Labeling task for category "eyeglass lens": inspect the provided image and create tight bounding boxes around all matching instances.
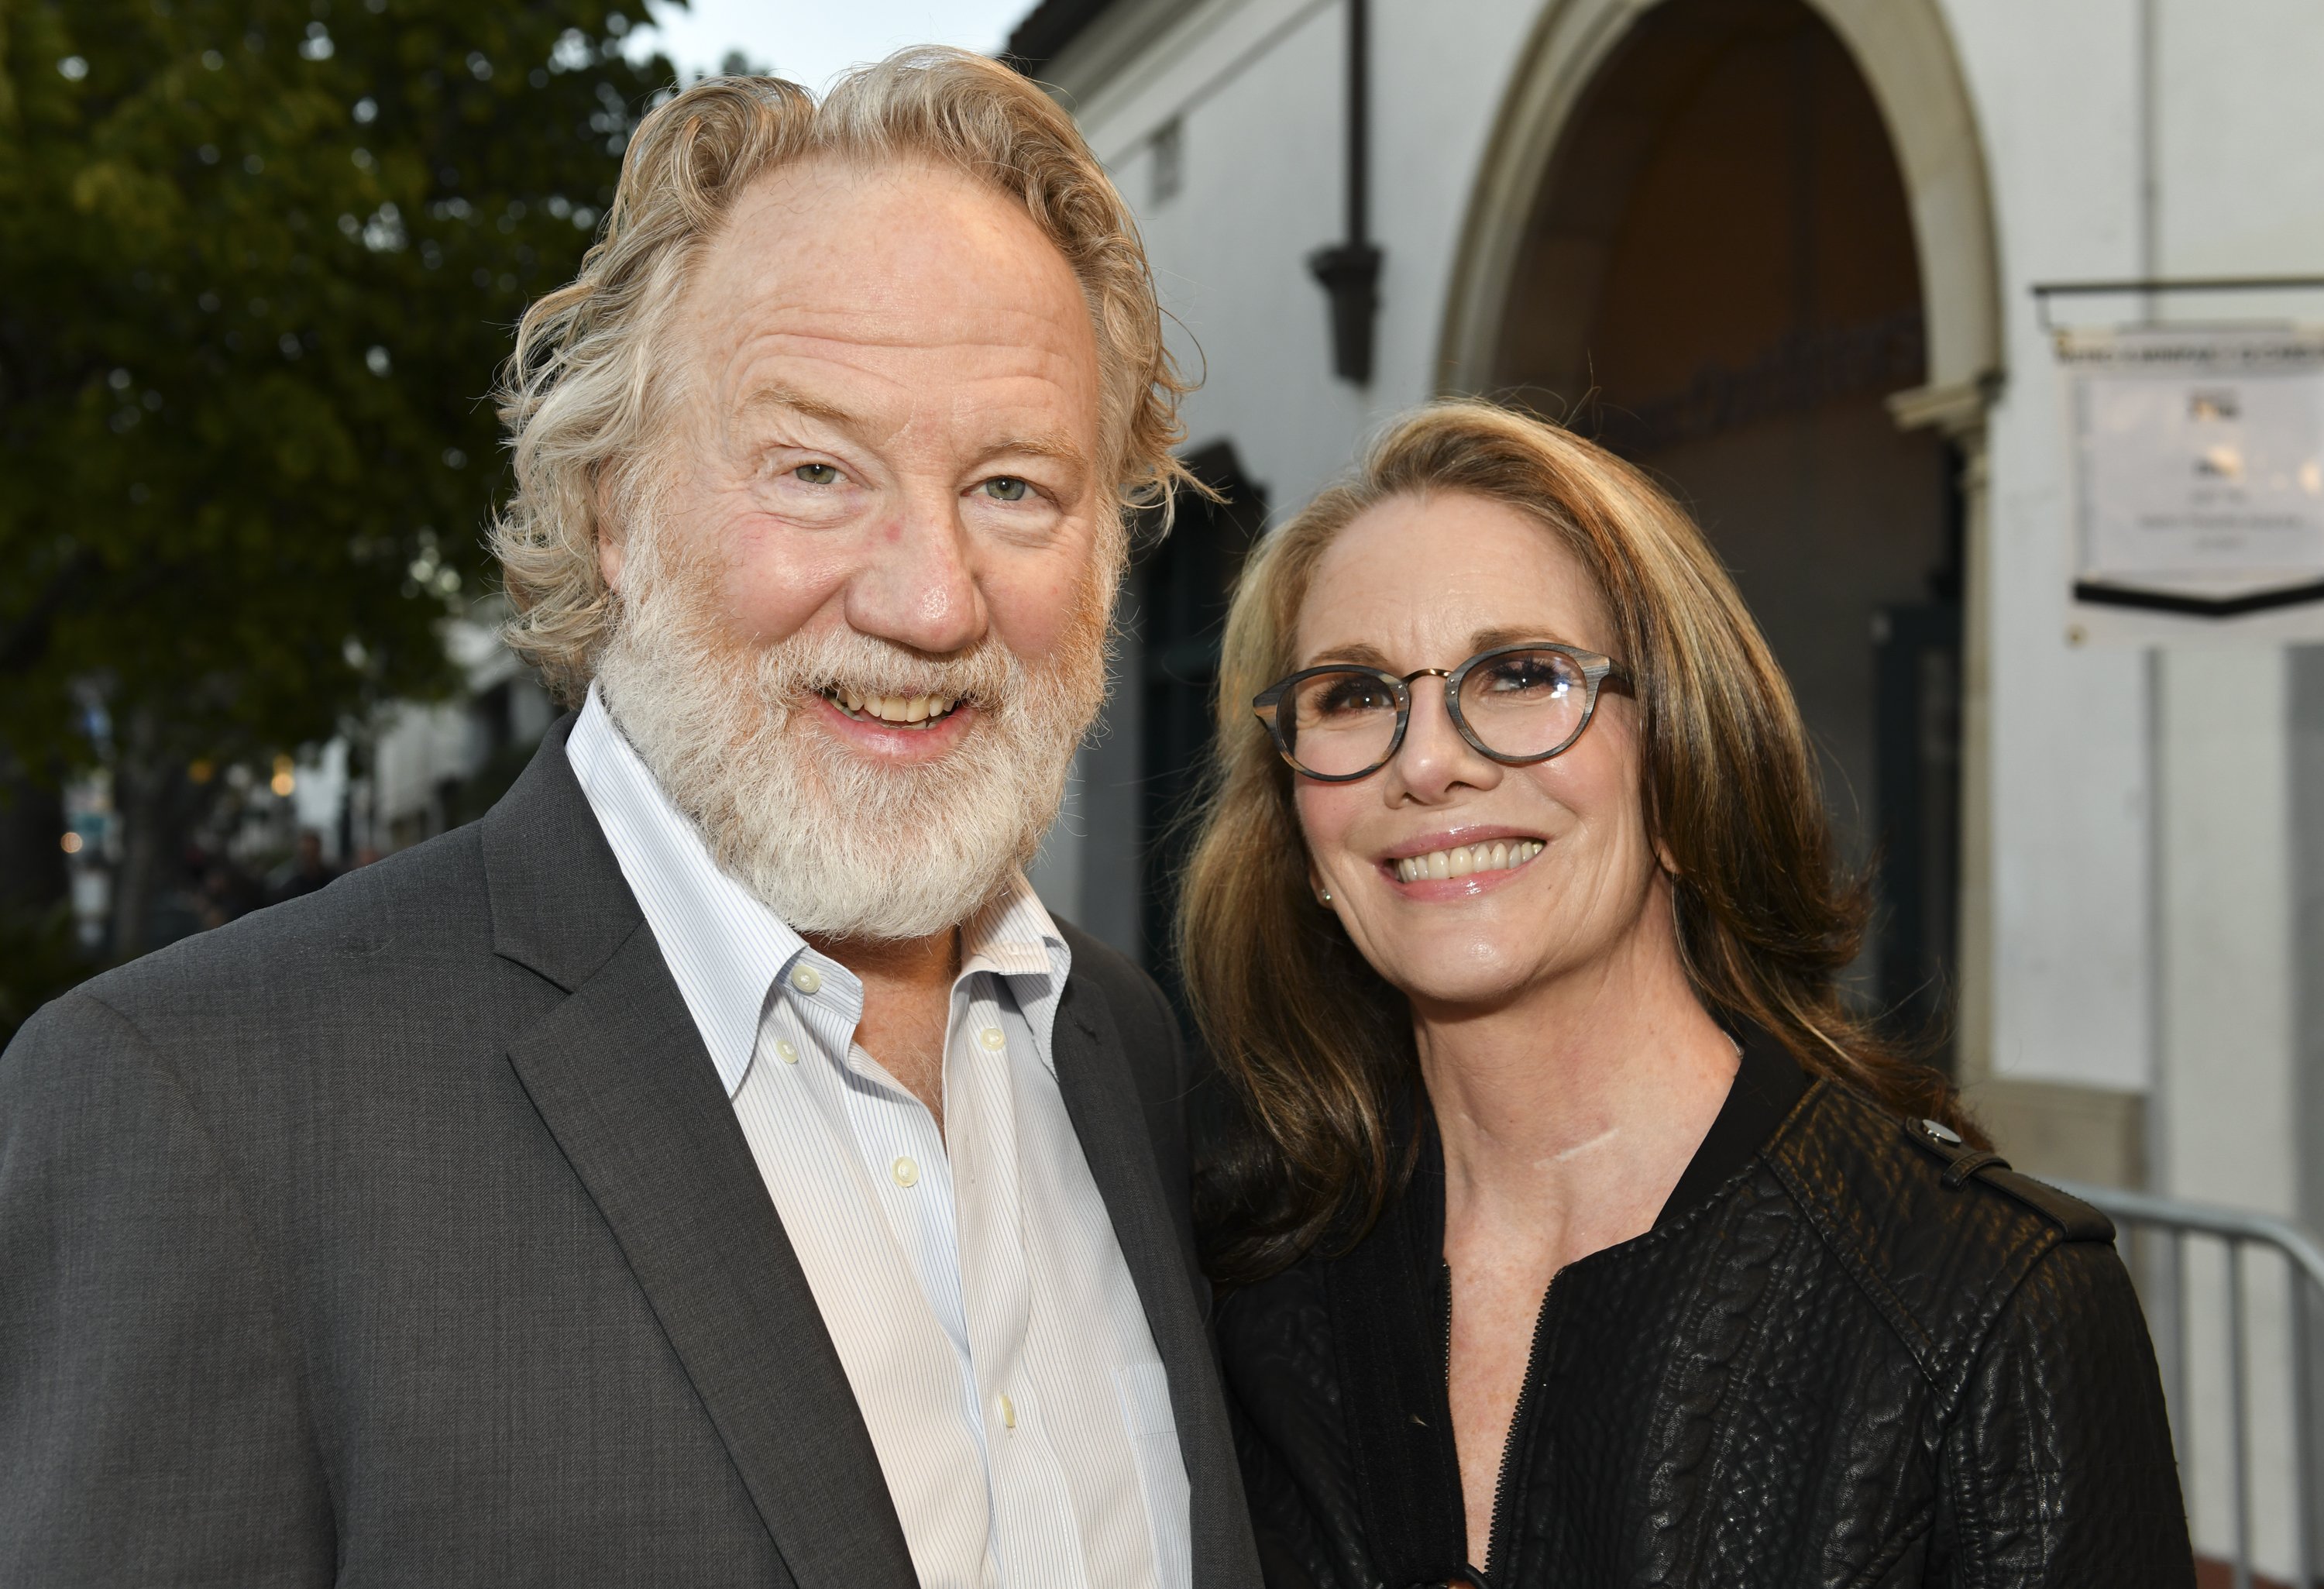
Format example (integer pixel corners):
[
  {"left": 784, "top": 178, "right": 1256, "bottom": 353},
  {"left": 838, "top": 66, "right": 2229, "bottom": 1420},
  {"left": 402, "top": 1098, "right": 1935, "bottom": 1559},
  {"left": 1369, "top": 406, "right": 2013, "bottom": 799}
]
[{"left": 1280, "top": 648, "right": 1593, "bottom": 777}]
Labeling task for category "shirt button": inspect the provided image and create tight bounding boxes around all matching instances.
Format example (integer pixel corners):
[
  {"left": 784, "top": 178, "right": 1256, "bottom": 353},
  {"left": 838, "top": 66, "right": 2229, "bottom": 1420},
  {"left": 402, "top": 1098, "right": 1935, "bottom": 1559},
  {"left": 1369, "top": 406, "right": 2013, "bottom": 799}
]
[
  {"left": 790, "top": 965, "right": 821, "bottom": 995},
  {"left": 978, "top": 1027, "right": 1006, "bottom": 1052},
  {"left": 999, "top": 1394, "right": 1016, "bottom": 1429},
  {"left": 775, "top": 1039, "right": 799, "bottom": 1064},
  {"left": 891, "top": 1156, "right": 919, "bottom": 1188}
]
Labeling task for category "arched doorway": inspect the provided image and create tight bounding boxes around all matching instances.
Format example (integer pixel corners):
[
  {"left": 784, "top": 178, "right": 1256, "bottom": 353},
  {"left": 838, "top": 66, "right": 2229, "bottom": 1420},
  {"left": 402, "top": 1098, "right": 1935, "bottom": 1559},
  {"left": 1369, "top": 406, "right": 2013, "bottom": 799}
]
[{"left": 1463, "top": 0, "right": 1980, "bottom": 1040}]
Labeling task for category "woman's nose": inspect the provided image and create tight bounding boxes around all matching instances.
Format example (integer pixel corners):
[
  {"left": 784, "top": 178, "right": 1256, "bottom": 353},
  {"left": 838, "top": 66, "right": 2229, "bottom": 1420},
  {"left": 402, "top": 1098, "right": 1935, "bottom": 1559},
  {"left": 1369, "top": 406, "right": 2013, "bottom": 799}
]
[{"left": 1387, "top": 683, "right": 1498, "bottom": 800}]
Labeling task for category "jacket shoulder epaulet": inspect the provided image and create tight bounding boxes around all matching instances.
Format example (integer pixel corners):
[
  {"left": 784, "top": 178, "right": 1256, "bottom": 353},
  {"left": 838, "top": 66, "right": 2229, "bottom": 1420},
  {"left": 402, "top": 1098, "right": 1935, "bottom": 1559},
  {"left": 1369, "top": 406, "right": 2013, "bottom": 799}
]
[
  {"left": 1764, "top": 1085, "right": 2119, "bottom": 1390},
  {"left": 1896, "top": 1114, "right": 2116, "bottom": 1242}
]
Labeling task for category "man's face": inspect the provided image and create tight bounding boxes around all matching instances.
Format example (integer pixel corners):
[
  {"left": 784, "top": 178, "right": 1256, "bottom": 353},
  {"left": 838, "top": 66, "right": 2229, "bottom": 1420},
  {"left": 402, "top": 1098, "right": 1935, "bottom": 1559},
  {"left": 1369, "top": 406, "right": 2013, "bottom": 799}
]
[
  {"left": 593, "top": 156, "right": 1116, "bottom": 940},
  {"left": 606, "top": 153, "right": 1106, "bottom": 734}
]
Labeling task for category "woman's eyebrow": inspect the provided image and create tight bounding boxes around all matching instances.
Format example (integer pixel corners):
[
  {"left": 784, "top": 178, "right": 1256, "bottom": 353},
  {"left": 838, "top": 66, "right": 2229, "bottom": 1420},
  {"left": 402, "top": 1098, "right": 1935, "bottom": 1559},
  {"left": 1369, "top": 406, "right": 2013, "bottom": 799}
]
[
  {"left": 1302, "top": 641, "right": 1397, "bottom": 669},
  {"left": 1305, "top": 630, "right": 1573, "bottom": 669},
  {"left": 1467, "top": 624, "right": 1562, "bottom": 652}
]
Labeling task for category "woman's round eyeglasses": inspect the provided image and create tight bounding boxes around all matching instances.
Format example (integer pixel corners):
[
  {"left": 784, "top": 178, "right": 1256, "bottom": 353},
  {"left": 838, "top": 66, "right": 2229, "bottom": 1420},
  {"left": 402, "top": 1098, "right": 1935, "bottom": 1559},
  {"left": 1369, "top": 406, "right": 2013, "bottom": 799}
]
[{"left": 1252, "top": 643, "right": 1631, "bottom": 782}]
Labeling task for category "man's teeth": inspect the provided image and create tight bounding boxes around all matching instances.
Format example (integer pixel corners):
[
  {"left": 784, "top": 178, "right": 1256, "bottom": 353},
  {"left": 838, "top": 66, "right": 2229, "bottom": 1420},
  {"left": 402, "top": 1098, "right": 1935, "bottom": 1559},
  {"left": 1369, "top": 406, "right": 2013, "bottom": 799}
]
[
  {"left": 830, "top": 690, "right": 959, "bottom": 726},
  {"left": 1392, "top": 839, "right": 1545, "bottom": 883}
]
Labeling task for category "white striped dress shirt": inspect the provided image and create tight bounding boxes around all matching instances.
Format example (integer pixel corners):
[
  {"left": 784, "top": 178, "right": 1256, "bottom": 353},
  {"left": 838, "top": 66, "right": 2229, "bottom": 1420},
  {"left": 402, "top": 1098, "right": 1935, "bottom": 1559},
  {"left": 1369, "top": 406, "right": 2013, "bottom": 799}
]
[{"left": 568, "top": 691, "right": 1189, "bottom": 1589}]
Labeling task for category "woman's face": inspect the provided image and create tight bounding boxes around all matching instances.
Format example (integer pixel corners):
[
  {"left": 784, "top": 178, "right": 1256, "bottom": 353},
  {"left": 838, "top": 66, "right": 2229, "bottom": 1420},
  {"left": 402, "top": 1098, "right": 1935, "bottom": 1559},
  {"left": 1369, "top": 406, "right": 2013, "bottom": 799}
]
[{"left": 1290, "top": 490, "right": 1666, "bottom": 1013}]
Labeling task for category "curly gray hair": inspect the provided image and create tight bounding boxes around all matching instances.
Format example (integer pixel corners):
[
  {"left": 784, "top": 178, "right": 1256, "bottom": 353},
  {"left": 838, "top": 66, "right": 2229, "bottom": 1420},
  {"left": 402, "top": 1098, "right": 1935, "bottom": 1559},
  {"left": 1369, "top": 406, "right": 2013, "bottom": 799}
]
[{"left": 491, "top": 49, "right": 1194, "bottom": 703}]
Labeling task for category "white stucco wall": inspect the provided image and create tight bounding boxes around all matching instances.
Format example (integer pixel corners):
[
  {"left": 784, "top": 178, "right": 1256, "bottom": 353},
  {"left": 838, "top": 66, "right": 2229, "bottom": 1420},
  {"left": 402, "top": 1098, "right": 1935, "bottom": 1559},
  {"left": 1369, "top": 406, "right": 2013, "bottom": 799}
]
[
  {"left": 1939, "top": 0, "right": 2147, "bottom": 1093},
  {"left": 1955, "top": 0, "right": 2324, "bottom": 1133},
  {"left": 1060, "top": 0, "right": 1573, "bottom": 508}
]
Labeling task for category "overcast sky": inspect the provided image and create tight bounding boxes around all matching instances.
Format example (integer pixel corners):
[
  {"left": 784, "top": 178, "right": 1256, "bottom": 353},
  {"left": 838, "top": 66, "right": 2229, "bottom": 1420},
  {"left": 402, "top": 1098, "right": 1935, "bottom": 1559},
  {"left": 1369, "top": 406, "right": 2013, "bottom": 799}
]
[{"left": 626, "top": 0, "right": 1034, "bottom": 89}]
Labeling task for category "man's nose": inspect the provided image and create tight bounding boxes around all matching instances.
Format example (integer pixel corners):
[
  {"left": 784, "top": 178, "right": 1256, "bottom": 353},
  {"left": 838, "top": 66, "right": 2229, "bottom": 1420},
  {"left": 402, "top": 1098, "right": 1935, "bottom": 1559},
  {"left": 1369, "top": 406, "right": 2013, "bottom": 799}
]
[{"left": 844, "top": 496, "right": 985, "bottom": 656}]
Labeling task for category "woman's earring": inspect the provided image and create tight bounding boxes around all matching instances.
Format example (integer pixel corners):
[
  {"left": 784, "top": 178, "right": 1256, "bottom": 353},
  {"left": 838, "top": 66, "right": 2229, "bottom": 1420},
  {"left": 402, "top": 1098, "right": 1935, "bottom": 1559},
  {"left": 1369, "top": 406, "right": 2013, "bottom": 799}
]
[{"left": 1317, "top": 886, "right": 1333, "bottom": 905}]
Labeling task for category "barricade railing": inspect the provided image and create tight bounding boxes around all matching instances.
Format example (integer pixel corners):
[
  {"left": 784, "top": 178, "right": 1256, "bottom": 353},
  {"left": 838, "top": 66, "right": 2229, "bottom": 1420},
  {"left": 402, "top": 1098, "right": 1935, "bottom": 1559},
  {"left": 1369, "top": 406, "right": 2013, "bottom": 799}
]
[{"left": 2053, "top": 1178, "right": 2324, "bottom": 1589}]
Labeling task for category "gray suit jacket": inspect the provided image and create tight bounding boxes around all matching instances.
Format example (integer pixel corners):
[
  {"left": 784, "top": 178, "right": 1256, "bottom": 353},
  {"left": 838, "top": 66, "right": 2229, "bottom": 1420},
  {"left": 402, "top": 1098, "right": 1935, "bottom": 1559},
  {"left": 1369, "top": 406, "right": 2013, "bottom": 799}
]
[{"left": 0, "top": 719, "right": 1263, "bottom": 1587}]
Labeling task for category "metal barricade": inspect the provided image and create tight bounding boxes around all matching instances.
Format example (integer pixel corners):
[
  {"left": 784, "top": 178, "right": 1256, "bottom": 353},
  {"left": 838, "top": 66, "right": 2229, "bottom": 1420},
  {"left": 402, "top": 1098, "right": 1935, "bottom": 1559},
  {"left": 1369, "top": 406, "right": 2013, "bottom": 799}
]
[{"left": 2053, "top": 1178, "right": 2324, "bottom": 1589}]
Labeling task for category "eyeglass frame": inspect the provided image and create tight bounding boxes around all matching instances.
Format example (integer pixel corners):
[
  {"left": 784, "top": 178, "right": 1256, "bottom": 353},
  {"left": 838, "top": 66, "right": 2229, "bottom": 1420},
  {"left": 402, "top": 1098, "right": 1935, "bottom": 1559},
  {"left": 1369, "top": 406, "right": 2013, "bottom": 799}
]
[{"left": 1250, "top": 642, "right": 1633, "bottom": 783}]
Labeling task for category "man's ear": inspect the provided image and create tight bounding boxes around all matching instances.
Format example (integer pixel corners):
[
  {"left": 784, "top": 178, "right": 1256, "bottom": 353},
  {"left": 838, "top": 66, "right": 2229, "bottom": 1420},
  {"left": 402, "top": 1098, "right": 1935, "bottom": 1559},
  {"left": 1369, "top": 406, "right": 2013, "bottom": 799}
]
[{"left": 595, "top": 470, "right": 627, "bottom": 592}]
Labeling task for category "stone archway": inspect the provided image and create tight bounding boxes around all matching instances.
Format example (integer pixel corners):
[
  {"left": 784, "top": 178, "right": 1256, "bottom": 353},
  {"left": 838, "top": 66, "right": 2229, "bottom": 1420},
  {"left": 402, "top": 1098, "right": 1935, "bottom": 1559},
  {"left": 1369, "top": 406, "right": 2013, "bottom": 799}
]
[
  {"left": 1442, "top": 0, "right": 1998, "bottom": 400},
  {"left": 1438, "top": 0, "right": 2004, "bottom": 1074}
]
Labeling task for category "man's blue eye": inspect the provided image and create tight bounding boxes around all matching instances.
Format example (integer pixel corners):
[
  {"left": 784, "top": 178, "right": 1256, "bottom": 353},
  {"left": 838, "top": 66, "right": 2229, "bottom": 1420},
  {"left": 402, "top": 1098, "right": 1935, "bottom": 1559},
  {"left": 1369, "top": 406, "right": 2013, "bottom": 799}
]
[
  {"left": 982, "top": 477, "right": 1030, "bottom": 502},
  {"left": 793, "top": 463, "right": 840, "bottom": 485}
]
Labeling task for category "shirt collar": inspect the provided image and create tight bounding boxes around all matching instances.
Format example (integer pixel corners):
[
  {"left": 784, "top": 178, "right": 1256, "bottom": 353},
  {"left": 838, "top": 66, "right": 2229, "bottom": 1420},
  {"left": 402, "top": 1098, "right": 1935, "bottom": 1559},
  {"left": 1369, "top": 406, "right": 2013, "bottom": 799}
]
[
  {"left": 567, "top": 687, "right": 1077, "bottom": 1094},
  {"left": 567, "top": 690, "right": 806, "bottom": 1097},
  {"left": 958, "top": 872, "right": 1074, "bottom": 1072}
]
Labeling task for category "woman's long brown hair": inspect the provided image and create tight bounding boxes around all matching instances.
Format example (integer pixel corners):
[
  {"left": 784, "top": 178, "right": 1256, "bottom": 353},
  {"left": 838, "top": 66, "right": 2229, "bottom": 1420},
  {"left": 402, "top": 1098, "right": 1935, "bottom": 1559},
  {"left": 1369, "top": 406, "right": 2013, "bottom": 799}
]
[{"left": 1181, "top": 401, "right": 1982, "bottom": 1286}]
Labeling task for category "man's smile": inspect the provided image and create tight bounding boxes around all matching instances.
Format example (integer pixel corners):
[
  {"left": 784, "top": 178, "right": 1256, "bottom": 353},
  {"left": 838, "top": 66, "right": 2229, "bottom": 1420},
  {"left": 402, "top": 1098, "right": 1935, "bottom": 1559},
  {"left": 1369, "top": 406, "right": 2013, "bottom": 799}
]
[{"left": 818, "top": 686, "right": 962, "bottom": 727}]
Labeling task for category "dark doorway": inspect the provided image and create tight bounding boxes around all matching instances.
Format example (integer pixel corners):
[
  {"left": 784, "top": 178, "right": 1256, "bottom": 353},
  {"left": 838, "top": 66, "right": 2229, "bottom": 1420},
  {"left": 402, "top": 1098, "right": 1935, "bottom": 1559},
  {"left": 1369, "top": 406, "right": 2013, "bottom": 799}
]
[
  {"left": 1133, "top": 442, "right": 1268, "bottom": 1002},
  {"left": 1490, "top": 0, "right": 1961, "bottom": 1054}
]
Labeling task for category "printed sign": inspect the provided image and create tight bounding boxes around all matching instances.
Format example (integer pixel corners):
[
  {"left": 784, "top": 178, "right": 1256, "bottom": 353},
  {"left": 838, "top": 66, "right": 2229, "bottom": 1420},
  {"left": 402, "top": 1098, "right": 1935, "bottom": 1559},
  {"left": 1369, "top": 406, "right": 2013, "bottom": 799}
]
[{"left": 2061, "top": 328, "right": 2324, "bottom": 616}]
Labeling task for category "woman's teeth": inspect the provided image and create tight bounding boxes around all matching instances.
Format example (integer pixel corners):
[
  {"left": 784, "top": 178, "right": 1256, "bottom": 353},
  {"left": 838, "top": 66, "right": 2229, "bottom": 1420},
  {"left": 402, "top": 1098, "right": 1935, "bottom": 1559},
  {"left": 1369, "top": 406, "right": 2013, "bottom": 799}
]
[
  {"left": 1392, "top": 839, "right": 1544, "bottom": 883},
  {"left": 826, "top": 689, "right": 959, "bottom": 727}
]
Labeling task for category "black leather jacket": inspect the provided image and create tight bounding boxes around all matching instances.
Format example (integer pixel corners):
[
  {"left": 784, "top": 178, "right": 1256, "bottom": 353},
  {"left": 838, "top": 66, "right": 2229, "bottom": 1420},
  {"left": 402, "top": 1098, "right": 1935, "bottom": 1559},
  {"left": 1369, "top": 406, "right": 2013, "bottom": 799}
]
[{"left": 1215, "top": 1038, "right": 2194, "bottom": 1588}]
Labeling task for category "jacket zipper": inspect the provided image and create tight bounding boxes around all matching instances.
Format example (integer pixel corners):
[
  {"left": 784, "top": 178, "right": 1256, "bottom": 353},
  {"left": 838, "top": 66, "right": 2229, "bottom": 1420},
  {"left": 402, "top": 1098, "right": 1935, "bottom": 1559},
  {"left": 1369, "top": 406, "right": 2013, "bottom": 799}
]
[{"left": 1444, "top": 1262, "right": 1559, "bottom": 1587}]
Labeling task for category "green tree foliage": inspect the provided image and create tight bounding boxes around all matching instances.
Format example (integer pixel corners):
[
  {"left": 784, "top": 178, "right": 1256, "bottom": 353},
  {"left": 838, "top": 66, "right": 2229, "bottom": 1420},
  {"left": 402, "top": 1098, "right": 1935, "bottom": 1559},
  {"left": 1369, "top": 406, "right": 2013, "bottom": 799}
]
[{"left": 0, "top": 0, "right": 676, "bottom": 967}]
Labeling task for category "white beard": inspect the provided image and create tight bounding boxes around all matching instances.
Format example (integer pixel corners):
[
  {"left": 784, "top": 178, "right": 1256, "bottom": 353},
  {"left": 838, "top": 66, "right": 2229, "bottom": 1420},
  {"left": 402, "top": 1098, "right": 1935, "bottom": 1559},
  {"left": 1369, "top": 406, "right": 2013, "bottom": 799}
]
[{"left": 594, "top": 516, "right": 1112, "bottom": 941}]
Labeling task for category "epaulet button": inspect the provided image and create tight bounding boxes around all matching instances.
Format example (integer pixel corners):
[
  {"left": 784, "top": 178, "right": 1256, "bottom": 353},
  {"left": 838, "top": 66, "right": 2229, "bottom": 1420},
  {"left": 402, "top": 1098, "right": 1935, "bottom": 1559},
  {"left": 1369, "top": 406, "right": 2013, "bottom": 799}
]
[
  {"left": 1899, "top": 1115, "right": 2115, "bottom": 1239},
  {"left": 1904, "top": 1116, "right": 2011, "bottom": 1186}
]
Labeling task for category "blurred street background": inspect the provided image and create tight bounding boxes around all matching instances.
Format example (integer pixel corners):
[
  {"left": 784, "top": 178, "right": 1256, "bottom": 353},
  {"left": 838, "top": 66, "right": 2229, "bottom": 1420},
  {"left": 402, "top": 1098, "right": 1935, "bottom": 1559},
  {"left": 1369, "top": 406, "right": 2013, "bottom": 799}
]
[{"left": 6, "top": 0, "right": 2324, "bottom": 1579}]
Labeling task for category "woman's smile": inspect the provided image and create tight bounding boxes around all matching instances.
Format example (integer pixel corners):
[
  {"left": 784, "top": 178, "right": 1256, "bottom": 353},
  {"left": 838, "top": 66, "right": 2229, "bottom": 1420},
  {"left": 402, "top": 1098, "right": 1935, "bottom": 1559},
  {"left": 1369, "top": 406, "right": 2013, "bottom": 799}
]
[{"left": 1378, "top": 827, "right": 1547, "bottom": 891}]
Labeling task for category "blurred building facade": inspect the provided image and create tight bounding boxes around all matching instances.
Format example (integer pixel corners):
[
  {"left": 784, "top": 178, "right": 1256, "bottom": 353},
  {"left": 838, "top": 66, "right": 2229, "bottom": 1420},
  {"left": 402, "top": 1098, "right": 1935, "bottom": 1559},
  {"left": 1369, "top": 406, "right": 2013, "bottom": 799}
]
[
  {"left": 1009, "top": 0, "right": 2324, "bottom": 1560},
  {"left": 40, "top": 616, "right": 556, "bottom": 961},
  {"left": 356, "top": 617, "right": 558, "bottom": 855},
  {"left": 270, "top": 618, "right": 555, "bottom": 868}
]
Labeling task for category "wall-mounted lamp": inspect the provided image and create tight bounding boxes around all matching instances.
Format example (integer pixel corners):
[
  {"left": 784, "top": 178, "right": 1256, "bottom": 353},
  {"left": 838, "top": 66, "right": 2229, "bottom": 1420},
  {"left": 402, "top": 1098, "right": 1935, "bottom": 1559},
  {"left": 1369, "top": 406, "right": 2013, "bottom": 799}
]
[{"left": 1308, "top": 0, "right": 1382, "bottom": 385}]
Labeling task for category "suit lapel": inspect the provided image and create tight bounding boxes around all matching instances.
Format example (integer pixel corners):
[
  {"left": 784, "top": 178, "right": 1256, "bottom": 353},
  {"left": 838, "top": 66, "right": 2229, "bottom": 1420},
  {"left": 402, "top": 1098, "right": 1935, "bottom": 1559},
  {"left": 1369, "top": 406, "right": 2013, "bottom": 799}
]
[
  {"left": 486, "top": 724, "right": 915, "bottom": 1587},
  {"left": 1051, "top": 977, "right": 1259, "bottom": 1589},
  {"left": 1050, "top": 979, "right": 1194, "bottom": 1339}
]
